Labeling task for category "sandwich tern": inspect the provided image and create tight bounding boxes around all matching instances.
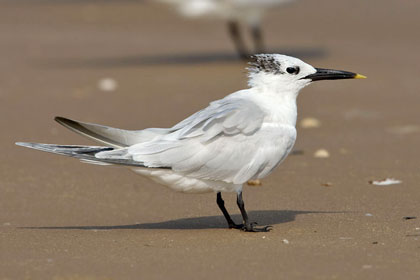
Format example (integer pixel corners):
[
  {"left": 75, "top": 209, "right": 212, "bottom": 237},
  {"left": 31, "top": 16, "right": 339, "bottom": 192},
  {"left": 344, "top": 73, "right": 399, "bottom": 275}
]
[
  {"left": 17, "top": 54, "right": 365, "bottom": 232},
  {"left": 159, "top": 0, "right": 293, "bottom": 58}
]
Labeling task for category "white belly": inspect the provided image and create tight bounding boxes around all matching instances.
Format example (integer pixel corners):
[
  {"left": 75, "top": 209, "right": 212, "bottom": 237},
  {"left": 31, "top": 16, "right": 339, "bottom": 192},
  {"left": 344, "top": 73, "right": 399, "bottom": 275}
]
[
  {"left": 131, "top": 124, "right": 296, "bottom": 194},
  {"left": 132, "top": 168, "right": 242, "bottom": 194}
]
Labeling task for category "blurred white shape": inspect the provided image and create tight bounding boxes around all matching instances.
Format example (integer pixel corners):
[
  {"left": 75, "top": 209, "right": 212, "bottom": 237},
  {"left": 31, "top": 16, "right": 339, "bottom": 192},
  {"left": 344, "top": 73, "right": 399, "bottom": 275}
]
[
  {"left": 314, "top": 149, "right": 329, "bottom": 158},
  {"left": 365, "top": 213, "right": 373, "bottom": 217},
  {"left": 387, "top": 125, "right": 420, "bottom": 135},
  {"left": 282, "top": 239, "right": 289, "bottom": 244},
  {"left": 160, "top": 0, "right": 293, "bottom": 21},
  {"left": 300, "top": 117, "right": 321, "bottom": 128},
  {"left": 158, "top": 0, "right": 294, "bottom": 57},
  {"left": 98, "top": 78, "right": 117, "bottom": 92},
  {"left": 369, "top": 178, "right": 402, "bottom": 186}
]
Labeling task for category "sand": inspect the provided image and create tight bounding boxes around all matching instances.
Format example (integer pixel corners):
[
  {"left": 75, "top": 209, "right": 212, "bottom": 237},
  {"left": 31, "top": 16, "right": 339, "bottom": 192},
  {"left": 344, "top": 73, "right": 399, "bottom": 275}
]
[{"left": 1, "top": 0, "right": 420, "bottom": 279}]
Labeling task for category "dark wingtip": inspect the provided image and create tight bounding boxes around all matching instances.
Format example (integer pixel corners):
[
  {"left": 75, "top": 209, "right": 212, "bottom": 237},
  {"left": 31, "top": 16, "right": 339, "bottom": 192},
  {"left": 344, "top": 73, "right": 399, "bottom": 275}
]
[
  {"left": 55, "top": 116, "right": 79, "bottom": 128},
  {"left": 54, "top": 116, "right": 67, "bottom": 123}
]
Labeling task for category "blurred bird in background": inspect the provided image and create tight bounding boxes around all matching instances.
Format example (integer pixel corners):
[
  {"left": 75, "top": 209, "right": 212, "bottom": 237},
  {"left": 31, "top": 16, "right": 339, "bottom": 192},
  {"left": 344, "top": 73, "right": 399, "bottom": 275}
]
[{"left": 158, "top": 0, "right": 294, "bottom": 58}]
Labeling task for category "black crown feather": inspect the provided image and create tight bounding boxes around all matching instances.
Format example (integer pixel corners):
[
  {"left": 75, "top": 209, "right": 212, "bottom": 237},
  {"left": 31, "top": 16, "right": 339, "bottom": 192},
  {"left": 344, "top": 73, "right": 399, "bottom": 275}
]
[{"left": 248, "top": 54, "right": 284, "bottom": 75}]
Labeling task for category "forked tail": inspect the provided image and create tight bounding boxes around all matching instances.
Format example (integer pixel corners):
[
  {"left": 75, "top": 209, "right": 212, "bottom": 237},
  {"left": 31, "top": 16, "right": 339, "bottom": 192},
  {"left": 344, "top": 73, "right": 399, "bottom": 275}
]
[{"left": 15, "top": 142, "right": 147, "bottom": 167}]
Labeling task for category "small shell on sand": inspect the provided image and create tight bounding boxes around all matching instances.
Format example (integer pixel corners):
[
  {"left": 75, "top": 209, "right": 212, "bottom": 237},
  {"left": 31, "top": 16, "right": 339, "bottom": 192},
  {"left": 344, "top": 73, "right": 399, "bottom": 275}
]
[
  {"left": 314, "top": 149, "right": 330, "bottom": 158},
  {"left": 369, "top": 178, "right": 402, "bottom": 186},
  {"left": 247, "top": 179, "right": 262, "bottom": 186},
  {"left": 300, "top": 117, "right": 321, "bottom": 128},
  {"left": 98, "top": 78, "right": 118, "bottom": 92}
]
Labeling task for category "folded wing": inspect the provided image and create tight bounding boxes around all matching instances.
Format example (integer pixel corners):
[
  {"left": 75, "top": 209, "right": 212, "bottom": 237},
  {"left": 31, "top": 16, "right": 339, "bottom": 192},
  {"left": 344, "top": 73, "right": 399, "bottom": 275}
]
[
  {"left": 97, "top": 97, "right": 269, "bottom": 184},
  {"left": 55, "top": 117, "right": 170, "bottom": 148}
]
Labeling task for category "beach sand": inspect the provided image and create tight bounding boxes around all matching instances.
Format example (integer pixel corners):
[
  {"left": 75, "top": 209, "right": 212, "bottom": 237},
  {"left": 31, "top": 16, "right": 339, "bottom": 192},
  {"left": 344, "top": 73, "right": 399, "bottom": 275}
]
[{"left": 1, "top": 0, "right": 420, "bottom": 279}]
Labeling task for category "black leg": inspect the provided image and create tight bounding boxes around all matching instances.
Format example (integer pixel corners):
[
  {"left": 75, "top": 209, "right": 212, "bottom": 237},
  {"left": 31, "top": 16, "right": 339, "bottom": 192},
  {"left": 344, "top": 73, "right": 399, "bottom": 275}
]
[
  {"left": 251, "top": 24, "right": 265, "bottom": 54},
  {"left": 217, "top": 192, "right": 242, "bottom": 229},
  {"left": 236, "top": 191, "right": 272, "bottom": 232},
  {"left": 227, "top": 20, "right": 248, "bottom": 59}
]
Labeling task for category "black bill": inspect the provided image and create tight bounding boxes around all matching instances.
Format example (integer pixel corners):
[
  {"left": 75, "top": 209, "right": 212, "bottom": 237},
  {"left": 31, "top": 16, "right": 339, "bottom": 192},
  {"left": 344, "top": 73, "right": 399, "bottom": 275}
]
[{"left": 303, "top": 68, "right": 366, "bottom": 81}]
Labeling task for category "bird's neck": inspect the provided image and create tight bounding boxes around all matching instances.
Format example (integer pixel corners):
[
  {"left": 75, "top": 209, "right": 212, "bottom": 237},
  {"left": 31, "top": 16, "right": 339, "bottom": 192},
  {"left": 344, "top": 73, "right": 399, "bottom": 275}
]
[
  {"left": 246, "top": 73, "right": 304, "bottom": 127},
  {"left": 251, "top": 86, "right": 299, "bottom": 127}
]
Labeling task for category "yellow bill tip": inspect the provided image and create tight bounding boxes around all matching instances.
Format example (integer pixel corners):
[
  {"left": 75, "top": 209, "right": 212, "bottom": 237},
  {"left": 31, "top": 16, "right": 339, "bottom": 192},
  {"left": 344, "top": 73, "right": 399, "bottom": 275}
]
[{"left": 354, "top": 73, "right": 367, "bottom": 79}]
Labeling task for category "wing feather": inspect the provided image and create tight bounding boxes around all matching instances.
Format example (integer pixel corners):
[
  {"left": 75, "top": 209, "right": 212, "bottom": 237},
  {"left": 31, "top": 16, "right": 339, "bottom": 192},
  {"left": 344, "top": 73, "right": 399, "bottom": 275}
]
[
  {"left": 55, "top": 117, "right": 170, "bottom": 148},
  {"left": 98, "top": 97, "right": 269, "bottom": 184}
]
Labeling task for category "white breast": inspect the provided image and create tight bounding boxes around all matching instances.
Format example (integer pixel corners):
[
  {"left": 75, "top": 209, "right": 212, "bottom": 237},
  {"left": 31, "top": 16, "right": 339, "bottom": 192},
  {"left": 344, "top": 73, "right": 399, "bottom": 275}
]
[{"left": 254, "top": 124, "right": 296, "bottom": 179}]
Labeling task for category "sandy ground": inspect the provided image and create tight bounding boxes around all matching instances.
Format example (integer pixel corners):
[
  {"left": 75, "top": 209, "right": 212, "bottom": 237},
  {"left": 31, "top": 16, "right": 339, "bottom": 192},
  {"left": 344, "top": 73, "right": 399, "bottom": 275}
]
[{"left": 1, "top": 0, "right": 420, "bottom": 279}]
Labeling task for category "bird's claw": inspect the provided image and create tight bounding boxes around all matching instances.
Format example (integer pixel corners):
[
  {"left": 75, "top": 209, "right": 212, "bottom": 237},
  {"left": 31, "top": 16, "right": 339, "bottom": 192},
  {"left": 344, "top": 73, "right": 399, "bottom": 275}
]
[
  {"left": 228, "top": 222, "right": 271, "bottom": 232},
  {"left": 231, "top": 222, "right": 272, "bottom": 232},
  {"left": 242, "top": 224, "right": 272, "bottom": 232}
]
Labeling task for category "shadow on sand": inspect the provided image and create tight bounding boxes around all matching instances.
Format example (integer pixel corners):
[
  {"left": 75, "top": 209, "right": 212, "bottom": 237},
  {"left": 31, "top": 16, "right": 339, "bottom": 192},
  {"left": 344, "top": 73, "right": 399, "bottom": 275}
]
[
  {"left": 37, "top": 48, "right": 327, "bottom": 69},
  {"left": 22, "top": 209, "right": 340, "bottom": 230}
]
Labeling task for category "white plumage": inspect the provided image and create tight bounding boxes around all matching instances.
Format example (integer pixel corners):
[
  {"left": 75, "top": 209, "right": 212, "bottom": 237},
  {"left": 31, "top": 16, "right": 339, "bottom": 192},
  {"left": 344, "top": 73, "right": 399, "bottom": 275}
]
[
  {"left": 98, "top": 92, "right": 297, "bottom": 193},
  {"left": 94, "top": 54, "right": 313, "bottom": 193}
]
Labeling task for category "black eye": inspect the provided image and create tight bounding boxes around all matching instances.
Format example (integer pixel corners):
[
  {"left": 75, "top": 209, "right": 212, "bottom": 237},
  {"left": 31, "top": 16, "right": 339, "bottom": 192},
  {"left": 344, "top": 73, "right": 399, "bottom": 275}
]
[{"left": 286, "top": 67, "right": 300, "bottom": 75}]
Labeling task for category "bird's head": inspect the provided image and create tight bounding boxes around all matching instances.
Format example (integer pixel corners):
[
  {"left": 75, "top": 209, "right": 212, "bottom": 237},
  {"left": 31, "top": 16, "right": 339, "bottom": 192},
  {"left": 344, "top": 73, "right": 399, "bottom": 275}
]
[{"left": 247, "top": 54, "right": 365, "bottom": 94}]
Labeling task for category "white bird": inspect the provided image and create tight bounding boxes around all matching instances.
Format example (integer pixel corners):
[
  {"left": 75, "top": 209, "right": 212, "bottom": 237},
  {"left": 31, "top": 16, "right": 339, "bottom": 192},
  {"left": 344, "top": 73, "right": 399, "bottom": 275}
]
[
  {"left": 158, "top": 0, "right": 294, "bottom": 58},
  {"left": 16, "top": 54, "right": 365, "bottom": 232}
]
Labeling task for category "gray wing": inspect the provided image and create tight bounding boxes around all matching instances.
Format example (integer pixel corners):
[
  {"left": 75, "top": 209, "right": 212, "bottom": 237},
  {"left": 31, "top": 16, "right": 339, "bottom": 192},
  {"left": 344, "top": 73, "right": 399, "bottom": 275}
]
[
  {"left": 97, "top": 97, "right": 269, "bottom": 184},
  {"left": 170, "top": 97, "right": 265, "bottom": 140},
  {"left": 55, "top": 117, "right": 171, "bottom": 148}
]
